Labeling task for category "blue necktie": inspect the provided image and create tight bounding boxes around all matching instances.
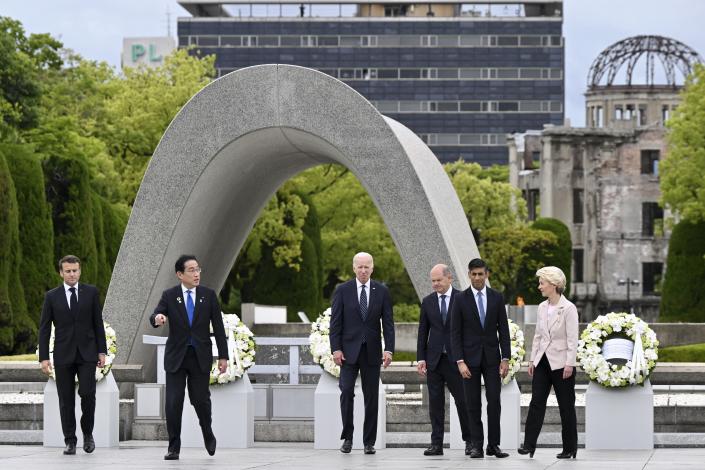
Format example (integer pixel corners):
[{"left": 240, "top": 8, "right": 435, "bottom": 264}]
[
  {"left": 359, "top": 285, "right": 368, "bottom": 321},
  {"left": 186, "top": 290, "right": 195, "bottom": 326},
  {"left": 477, "top": 291, "right": 486, "bottom": 328},
  {"left": 440, "top": 294, "right": 447, "bottom": 325}
]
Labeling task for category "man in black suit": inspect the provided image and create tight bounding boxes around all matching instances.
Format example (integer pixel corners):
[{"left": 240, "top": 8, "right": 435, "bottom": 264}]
[
  {"left": 330, "top": 252, "right": 395, "bottom": 455},
  {"left": 38, "top": 255, "right": 107, "bottom": 455},
  {"left": 150, "top": 255, "right": 229, "bottom": 461},
  {"left": 450, "top": 258, "right": 511, "bottom": 459},
  {"left": 416, "top": 264, "right": 471, "bottom": 456}
]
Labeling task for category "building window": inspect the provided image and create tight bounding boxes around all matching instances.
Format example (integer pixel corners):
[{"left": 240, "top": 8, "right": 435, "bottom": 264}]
[
  {"left": 573, "top": 189, "right": 584, "bottom": 224},
  {"left": 573, "top": 249, "right": 584, "bottom": 283},
  {"left": 641, "top": 150, "right": 660, "bottom": 175},
  {"left": 642, "top": 262, "right": 663, "bottom": 296},
  {"left": 524, "top": 189, "right": 539, "bottom": 221},
  {"left": 642, "top": 202, "right": 664, "bottom": 236},
  {"left": 384, "top": 5, "right": 409, "bottom": 16}
]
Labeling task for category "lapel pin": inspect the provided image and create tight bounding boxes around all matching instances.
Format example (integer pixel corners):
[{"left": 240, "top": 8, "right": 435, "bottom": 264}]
[
  {"left": 199, "top": 298, "right": 203, "bottom": 303},
  {"left": 177, "top": 297, "right": 182, "bottom": 304}
]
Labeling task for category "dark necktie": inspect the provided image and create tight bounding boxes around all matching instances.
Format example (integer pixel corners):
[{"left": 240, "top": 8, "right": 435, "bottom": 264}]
[
  {"left": 477, "top": 291, "right": 486, "bottom": 328},
  {"left": 440, "top": 294, "right": 447, "bottom": 325},
  {"left": 359, "top": 285, "right": 368, "bottom": 321},
  {"left": 186, "top": 290, "right": 195, "bottom": 326},
  {"left": 69, "top": 287, "right": 77, "bottom": 313}
]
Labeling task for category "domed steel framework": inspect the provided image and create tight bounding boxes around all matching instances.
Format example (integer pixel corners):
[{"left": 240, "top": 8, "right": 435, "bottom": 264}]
[{"left": 587, "top": 35, "right": 702, "bottom": 88}]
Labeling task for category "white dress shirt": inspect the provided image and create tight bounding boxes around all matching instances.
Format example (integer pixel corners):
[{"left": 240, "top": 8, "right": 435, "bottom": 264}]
[{"left": 63, "top": 282, "right": 78, "bottom": 307}]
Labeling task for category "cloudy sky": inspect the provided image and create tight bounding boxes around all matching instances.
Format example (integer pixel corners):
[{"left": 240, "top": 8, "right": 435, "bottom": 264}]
[{"left": 4, "top": 0, "right": 704, "bottom": 126}]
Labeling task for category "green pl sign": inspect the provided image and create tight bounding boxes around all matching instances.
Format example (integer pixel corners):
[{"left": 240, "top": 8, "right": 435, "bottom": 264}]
[
  {"left": 122, "top": 37, "right": 175, "bottom": 69},
  {"left": 131, "top": 43, "right": 163, "bottom": 63}
]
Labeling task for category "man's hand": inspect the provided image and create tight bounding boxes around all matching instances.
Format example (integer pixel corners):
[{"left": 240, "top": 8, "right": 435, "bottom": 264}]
[
  {"left": 383, "top": 351, "right": 393, "bottom": 368},
  {"left": 528, "top": 362, "right": 535, "bottom": 377},
  {"left": 499, "top": 359, "right": 509, "bottom": 379},
  {"left": 154, "top": 313, "right": 167, "bottom": 326},
  {"left": 562, "top": 365, "right": 574, "bottom": 380},
  {"left": 218, "top": 358, "right": 228, "bottom": 374},
  {"left": 417, "top": 360, "right": 427, "bottom": 377},
  {"left": 333, "top": 350, "right": 345, "bottom": 366},
  {"left": 97, "top": 354, "right": 106, "bottom": 368},
  {"left": 40, "top": 360, "right": 52, "bottom": 376},
  {"left": 457, "top": 361, "right": 471, "bottom": 379}
]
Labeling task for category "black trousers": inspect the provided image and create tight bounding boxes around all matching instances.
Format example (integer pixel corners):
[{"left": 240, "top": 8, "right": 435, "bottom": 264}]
[
  {"left": 339, "top": 343, "right": 381, "bottom": 446},
  {"left": 54, "top": 358, "right": 97, "bottom": 445},
  {"left": 523, "top": 355, "right": 577, "bottom": 451},
  {"left": 463, "top": 353, "right": 502, "bottom": 447},
  {"left": 427, "top": 354, "right": 471, "bottom": 445},
  {"left": 165, "top": 346, "right": 212, "bottom": 452}
]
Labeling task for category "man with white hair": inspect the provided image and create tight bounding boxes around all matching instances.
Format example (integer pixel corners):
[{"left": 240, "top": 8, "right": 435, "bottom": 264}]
[{"left": 330, "top": 252, "right": 395, "bottom": 455}]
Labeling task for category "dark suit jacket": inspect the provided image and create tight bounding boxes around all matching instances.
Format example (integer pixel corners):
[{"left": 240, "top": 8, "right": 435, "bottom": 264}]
[
  {"left": 416, "top": 288, "right": 460, "bottom": 370},
  {"left": 449, "top": 285, "right": 511, "bottom": 367},
  {"left": 149, "top": 285, "right": 229, "bottom": 374},
  {"left": 329, "top": 279, "right": 395, "bottom": 365},
  {"left": 38, "top": 284, "right": 107, "bottom": 366}
]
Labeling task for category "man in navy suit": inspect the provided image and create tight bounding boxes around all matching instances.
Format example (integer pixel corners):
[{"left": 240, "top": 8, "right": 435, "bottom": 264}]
[
  {"left": 150, "top": 255, "right": 229, "bottom": 461},
  {"left": 38, "top": 255, "right": 107, "bottom": 455},
  {"left": 330, "top": 252, "right": 395, "bottom": 455},
  {"left": 416, "top": 264, "right": 471, "bottom": 456},
  {"left": 450, "top": 258, "right": 511, "bottom": 459}
]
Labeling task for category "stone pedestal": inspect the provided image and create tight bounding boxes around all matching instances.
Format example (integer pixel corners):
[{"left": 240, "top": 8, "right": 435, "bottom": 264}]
[
  {"left": 314, "top": 372, "right": 386, "bottom": 449},
  {"left": 585, "top": 379, "right": 653, "bottom": 449},
  {"left": 43, "top": 372, "right": 119, "bottom": 447},
  {"left": 450, "top": 378, "right": 521, "bottom": 449},
  {"left": 181, "top": 373, "right": 254, "bottom": 448}
]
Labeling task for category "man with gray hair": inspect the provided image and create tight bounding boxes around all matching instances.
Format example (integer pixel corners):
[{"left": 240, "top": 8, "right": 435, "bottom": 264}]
[
  {"left": 330, "top": 252, "right": 395, "bottom": 455},
  {"left": 416, "top": 264, "right": 472, "bottom": 455}
]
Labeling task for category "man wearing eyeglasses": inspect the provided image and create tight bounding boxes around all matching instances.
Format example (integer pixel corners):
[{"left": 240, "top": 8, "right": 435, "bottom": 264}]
[{"left": 150, "top": 255, "right": 229, "bottom": 461}]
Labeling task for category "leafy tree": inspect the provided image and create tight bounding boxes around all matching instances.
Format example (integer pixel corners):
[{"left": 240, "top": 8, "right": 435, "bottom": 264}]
[
  {"left": 0, "top": 152, "right": 17, "bottom": 353},
  {"left": 661, "top": 64, "right": 705, "bottom": 223},
  {"left": 1, "top": 143, "right": 54, "bottom": 323},
  {"left": 659, "top": 220, "right": 705, "bottom": 322}
]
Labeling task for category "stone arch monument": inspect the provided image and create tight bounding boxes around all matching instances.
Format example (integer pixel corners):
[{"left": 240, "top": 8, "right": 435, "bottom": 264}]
[{"left": 104, "top": 64, "right": 479, "bottom": 374}]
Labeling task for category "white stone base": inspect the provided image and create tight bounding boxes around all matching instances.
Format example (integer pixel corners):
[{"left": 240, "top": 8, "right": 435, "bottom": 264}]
[
  {"left": 180, "top": 373, "right": 254, "bottom": 448},
  {"left": 585, "top": 379, "right": 653, "bottom": 449},
  {"left": 43, "top": 372, "right": 119, "bottom": 447},
  {"left": 314, "top": 372, "right": 386, "bottom": 449},
  {"left": 450, "top": 378, "right": 521, "bottom": 449}
]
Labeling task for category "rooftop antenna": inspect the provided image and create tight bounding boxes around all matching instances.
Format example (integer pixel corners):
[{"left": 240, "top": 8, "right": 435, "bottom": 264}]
[{"left": 166, "top": 3, "right": 172, "bottom": 37}]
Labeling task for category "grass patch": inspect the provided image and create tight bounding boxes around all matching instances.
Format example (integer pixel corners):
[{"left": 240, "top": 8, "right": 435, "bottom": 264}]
[
  {"left": 0, "top": 353, "right": 36, "bottom": 362},
  {"left": 658, "top": 343, "right": 705, "bottom": 362},
  {"left": 391, "top": 351, "right": 417, "bottom": 363}
]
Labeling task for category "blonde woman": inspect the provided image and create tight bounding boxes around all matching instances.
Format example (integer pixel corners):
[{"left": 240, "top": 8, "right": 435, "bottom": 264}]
[{"left": 517, "top": 266, "right": 578, "bottom": 459}]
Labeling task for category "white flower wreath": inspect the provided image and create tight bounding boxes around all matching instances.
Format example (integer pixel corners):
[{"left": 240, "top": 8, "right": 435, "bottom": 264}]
[
  {"left": 209, "top": 313, "right": 256, "bottom": 385},
  {"left": 309, "top": 308, "right": 339, "bottom": 378},
  {"left": 503, "top": 319, "right": 525, "bottom": 385},
  {"left": 36, "top": 321, "right": 117, "bottom": 382},
  {"left": 577, "top": 312, "right": 658, "bottom": 388}
]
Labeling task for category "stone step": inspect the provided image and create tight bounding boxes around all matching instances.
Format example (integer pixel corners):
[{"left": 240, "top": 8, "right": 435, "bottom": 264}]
[{"left": 0, "top": 429, "right": 43, "bottom": 445}]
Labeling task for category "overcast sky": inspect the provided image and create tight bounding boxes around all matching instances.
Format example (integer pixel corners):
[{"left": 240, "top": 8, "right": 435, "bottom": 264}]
[{"left": 4, "top": 0, "right": 704, "bottom": 126}]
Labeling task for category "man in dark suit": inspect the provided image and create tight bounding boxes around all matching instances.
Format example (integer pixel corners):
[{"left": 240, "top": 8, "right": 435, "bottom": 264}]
[
  {"left": 416, "top": 264, "right": 471, "bottom": 456},
  {"left": 150, "top": 254, "right": 229, "bottom": 461},
  {"left": 38, "top": 255, "right": 107, "bottom": 455},
  {"left": 450, "top": 258, "right": 511, "bottom": 459},
  {"left": 330, "top": 252, "right": 395, "bottom": 455}
]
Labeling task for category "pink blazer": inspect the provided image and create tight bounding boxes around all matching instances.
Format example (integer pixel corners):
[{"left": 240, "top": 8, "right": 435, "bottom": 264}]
[{"left": 529, "top": 295, "right": 579, "bottom": 370}]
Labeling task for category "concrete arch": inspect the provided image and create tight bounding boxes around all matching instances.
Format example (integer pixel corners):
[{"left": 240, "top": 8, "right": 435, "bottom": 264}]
[{"left": 104, "top": 64, "right": 478, "bottom": 371}]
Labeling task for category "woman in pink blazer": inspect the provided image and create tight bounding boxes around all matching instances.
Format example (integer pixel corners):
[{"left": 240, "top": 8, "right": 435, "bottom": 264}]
[{"left": 518, "top": 266, "right": 578, "bottom": 459}]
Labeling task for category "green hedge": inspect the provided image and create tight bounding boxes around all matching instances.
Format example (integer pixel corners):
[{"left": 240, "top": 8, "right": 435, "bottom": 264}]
[
  {"left": 0, "top": 153, "right": 17, "bottom": 353},
  {"left": 2, "top": 144, "right": 55, "bottom": 325},
  {"left": 658, "top": 343, "right": 705, "bottom": 362},
  {"left": 660, "top": 220, "right": 705, "bottom": 321},
  {"left": 43, "top": 156, "right": 98, "bottom": 284}
]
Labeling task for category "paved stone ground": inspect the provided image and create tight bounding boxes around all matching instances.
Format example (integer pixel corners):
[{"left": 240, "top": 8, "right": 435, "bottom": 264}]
[{"left": 1, "top": 442, "right": 704, "bottom": 470}]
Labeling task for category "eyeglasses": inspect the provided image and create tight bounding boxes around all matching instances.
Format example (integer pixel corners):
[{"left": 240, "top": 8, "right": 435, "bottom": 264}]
[{"left": 184, "top": 268, "right": 202, "bottom": 274}]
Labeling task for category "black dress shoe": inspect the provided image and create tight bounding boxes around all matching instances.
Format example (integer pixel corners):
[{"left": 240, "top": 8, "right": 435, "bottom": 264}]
[
  {"left": 423, "top": 444, "right": 443, "bottom": 456},
  {"left": 164, "top": 450, "right": 180, "bottom": 460},
  {"left": 363, "top": 445, "right": 376, "bottom": 454},
  {"left": 486, "top": 444, "right": 509, "bottom": 458},
  {"left": 517, "top": 444, "right": 535, "bottom": 458},
  {"left": 464, "top": 442, "right": 472, "bottom": 456},
  {"left": 556, "top": 449, "right": 577, "bottom": 459},
  {"left": 203, "top": 428, "right": 217, "bottom": 456},
  {"left": 469, "top": 447, "right": 484, "bottom": 458},
  {"left": 83, "top": 435, "right": 95, "bottom": 453},
  {"left": 63, "top": 443, "right": 76, "bottom": 455},
  {"left": 340, "top": 439, "right": 352, "bottom": 453}
]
